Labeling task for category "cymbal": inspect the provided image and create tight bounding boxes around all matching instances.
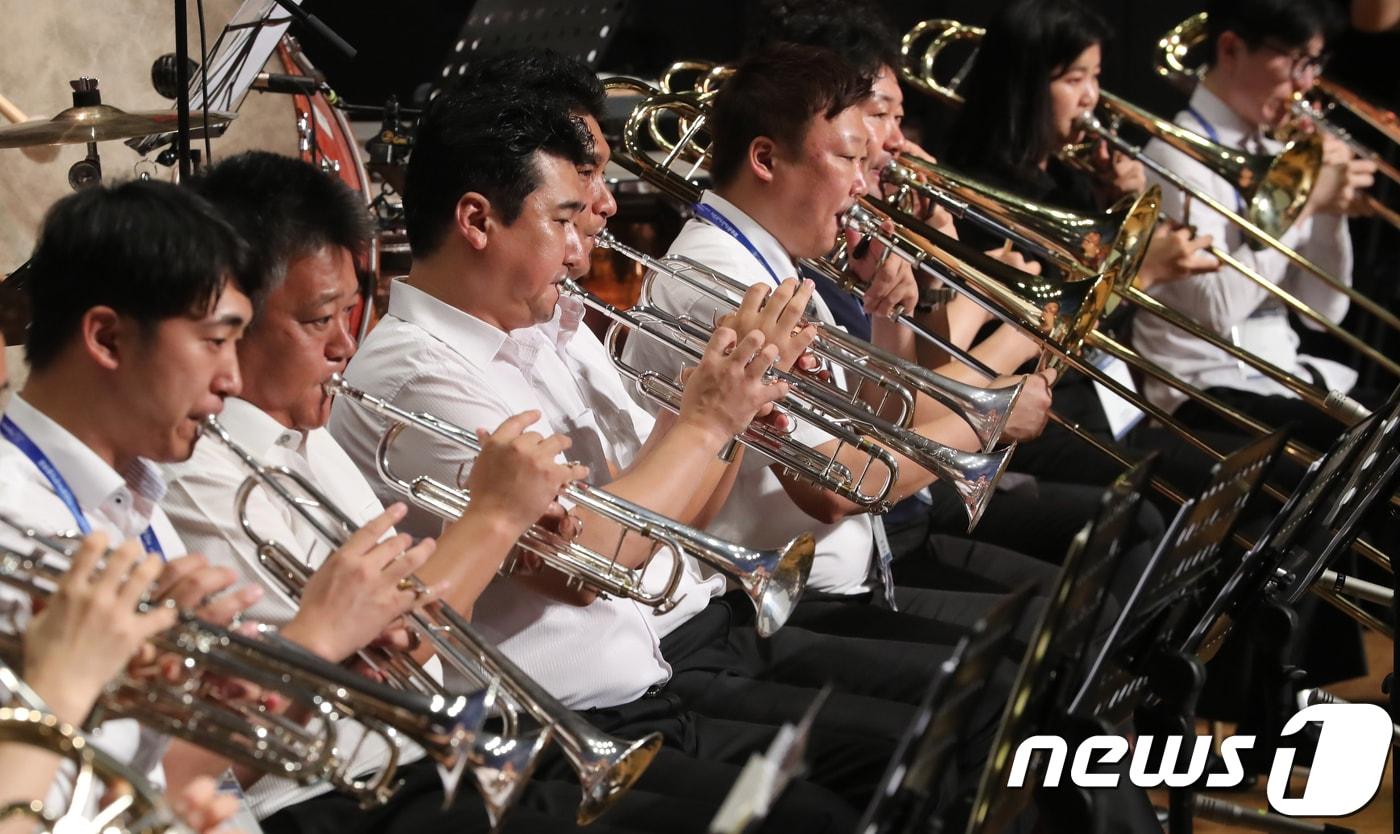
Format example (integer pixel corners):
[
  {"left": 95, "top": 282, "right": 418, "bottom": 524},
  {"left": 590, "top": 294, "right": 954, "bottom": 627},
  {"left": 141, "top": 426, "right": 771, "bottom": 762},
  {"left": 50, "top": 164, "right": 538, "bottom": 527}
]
[{"left": 0, "top": 103, "right": 234, "bottom": 149}]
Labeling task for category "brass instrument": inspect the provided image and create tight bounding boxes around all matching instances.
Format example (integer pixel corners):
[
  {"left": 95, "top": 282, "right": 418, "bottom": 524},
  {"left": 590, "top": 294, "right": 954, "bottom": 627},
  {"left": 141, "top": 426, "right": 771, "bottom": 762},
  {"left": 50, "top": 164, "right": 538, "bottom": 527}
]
[
  {"left": 199, "top": 417, "right": 661, "bottom": 826},
  {"left": 902, "top": 18, "right": 1400, "bottom": 373},
  {"left": 0, "top": 691, "right": 192, "bottom": 834},
  {"left": 589, "top": 232, "right": 1016, "bottom": 530},
  {"left": 322, "top": 375, "right": 815, "bottom": 638},
  {"left": 0, "top": 516, "right": 495, "bottom": 807},
  {"left": 1156, "top": 11, "right": 1400, "bottom": 227},
  {"left": 884, "top": 155, "right": 1372, "bottom": 426},
  {"left": 608, "top": 78, "right": 1027, "bottom": 455}
]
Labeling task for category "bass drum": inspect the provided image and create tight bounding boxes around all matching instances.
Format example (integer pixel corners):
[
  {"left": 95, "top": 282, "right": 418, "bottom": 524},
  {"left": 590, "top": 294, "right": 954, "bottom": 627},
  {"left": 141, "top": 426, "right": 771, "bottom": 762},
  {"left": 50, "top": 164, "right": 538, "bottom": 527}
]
[{"left": 274, "top": 38, "right": 384, "bottom": 341}]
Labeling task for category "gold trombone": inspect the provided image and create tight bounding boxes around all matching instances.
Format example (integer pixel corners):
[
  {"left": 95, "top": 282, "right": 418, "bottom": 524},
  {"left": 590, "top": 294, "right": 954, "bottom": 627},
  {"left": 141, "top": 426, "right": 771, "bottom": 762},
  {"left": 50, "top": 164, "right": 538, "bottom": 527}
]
[
  {"left": 1156, "top": 11, "right": 1400, "bottom": 228},
  {"left": 322, "top": 374, "right": 815, "bottom": 638},
  {"left": 901, "top": 17, "right": 1400, "bottom": 376},
  {"left": 199, "top": 417, "right": 660, "bottom": 827},
  {"left": 883, "top": 155, "right": 1373, "bottom": 427},
  {"left": 0, "top": 515, "right": 496, "bottom": 808}
]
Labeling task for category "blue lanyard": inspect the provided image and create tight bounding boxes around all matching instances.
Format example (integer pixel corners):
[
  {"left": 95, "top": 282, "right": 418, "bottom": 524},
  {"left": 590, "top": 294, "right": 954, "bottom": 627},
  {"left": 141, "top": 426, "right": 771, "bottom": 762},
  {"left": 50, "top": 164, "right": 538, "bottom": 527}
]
[
  {"left": 692, "top": 202, "right": 785, "bottom": 286},
  {"left": 1, "top": 415, "right": 165, "bottom": 560},
  {"left": 1183, "top": 108, "right": 1246, "bottom": 214}
]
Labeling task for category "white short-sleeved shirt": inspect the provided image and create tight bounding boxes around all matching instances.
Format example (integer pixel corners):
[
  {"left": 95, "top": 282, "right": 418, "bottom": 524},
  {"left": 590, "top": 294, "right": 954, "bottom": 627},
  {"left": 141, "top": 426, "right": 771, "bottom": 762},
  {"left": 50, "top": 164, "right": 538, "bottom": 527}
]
[
  {"left": 160, "top": 397, "right": 430, "bottom": 819},
  {"left": 619, "top": 191, "right": 876, "bottom": 595},
  {"left": 0, "top": 395, "right": 186, "bottom": 816},
  {"left": 1133, "top": 85, "right": 1357, "bottom": 413},
  {"left": 328, "top": 282, "right": 725, "bottom": 710}
]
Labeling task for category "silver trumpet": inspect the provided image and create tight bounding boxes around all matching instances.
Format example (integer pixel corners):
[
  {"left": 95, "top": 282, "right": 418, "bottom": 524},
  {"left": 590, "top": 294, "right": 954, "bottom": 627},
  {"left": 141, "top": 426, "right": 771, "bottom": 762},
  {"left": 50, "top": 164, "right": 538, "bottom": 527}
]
[
  {"left": 323, "top": 374, "right": 814, "bottom": 639},
  {"left": 587, "top": 232, "right": 1014, "bottom": 530},
  {"left": 630, "top": 235, "right": 1024, "bottom": 455},
  {"left": 199, "top": 416, "right": 662, "bottom": 827},
  {"left": 0, "top": 658, "right": 194, "bottom": 834},
  {"left": 0, "top": 516, "right": 492, "bottom": 808}
]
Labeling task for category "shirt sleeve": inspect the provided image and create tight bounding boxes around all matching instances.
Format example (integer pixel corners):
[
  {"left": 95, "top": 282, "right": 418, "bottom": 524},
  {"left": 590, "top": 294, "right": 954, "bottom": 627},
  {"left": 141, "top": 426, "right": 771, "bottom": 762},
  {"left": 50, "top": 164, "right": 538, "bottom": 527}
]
[{"left": 1143, "top": 135, "right": 1310, "bottom": 333}]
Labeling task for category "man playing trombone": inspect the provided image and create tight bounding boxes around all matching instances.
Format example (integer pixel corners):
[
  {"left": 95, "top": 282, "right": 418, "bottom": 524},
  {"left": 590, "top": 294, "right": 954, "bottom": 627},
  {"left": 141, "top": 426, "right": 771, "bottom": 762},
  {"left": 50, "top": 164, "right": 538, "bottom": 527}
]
[{"left": 1135, "top": 0, "right": 1382, "bottom": 452}]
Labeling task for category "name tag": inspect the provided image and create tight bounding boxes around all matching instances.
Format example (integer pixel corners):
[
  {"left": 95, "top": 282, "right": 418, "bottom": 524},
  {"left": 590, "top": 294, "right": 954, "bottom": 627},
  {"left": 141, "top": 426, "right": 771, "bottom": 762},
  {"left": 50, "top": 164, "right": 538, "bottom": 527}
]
[{"left": 1089, "top": 353, "right": 1145, "bottom": 441}]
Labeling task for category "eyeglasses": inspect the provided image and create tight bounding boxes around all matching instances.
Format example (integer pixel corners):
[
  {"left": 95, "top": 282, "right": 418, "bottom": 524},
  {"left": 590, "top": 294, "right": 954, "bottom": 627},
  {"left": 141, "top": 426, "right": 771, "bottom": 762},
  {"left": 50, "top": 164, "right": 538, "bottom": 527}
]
[{"left": 1254, "top": 40, "right": 1331, "bottom": 82}]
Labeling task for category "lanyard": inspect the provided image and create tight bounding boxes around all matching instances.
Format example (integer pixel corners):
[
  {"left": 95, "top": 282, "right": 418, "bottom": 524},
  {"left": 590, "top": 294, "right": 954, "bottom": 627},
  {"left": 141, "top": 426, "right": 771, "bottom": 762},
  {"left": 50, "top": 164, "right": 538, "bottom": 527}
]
[
  {"left": 692, "top": 202, "right": 785, "bottom": 286},
  {"left": 0, "top": 415, "right": 166, "bottom": 560},
  {"left": 1183, "top": 108, "right": 1246, "bottom": 214}
]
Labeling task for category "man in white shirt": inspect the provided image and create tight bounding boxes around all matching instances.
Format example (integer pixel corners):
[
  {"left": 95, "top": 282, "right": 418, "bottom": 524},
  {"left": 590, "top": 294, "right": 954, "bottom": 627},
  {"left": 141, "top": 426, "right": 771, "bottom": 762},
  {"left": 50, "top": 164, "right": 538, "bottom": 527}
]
[
  {"left": 0, "top": 180, "right": 273, "bottom": 831},
  {"left": 1134, "top": 0, "right": 1380, "bottom": 452},
  {"left": 331, "top": 66, "right": 1004, "bottom": 818},
  {"left": 179, "top": 150, "right": 860, "bottom": 833},
  {"left": 622, "top": 44, "right": 1062, "bottom": 626}
]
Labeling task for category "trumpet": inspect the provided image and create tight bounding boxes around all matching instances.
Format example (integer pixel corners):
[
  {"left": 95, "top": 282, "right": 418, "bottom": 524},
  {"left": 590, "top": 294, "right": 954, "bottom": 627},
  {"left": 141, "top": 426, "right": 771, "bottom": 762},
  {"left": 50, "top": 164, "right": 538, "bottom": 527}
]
[
  {"left": 901, "top": 17, "right": 1400, "bottom": 374},
  {"left": 608, "top": 80, "right": 1025, "bottom": 454},
  {"left": 0, "top": 668, "right": 194, "bottom": 834},
  {"left": 587, "top": 232, "right": 1015, "bottom": 530},
  {"left": 0, "top": 515, "right": 494, "bottom": 808},
  {"left": 199, "top": 417, "right": 662, "bottom": 826},
  {"left": 322, "top": 374, "right": 815, "bottom": 638}
]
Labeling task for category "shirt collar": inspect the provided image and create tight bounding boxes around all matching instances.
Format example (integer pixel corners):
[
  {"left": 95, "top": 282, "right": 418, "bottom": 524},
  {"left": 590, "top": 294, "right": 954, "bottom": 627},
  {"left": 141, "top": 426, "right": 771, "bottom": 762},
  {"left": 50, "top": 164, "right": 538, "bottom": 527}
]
[
  {"left": 385, "top": 278, "right": 586, "bottom": 371},
  {"left": 4, "top": 395, "right": 166, "bottom": 509},
  {"left": 1187, "top": 84, "right": 1254, "bottom": 147},
  {"left": 213, "top": 398, "right": 305, "bottom": 459},
  {"left": 698, "top": 190, "right": 797, "bottom": 280}
]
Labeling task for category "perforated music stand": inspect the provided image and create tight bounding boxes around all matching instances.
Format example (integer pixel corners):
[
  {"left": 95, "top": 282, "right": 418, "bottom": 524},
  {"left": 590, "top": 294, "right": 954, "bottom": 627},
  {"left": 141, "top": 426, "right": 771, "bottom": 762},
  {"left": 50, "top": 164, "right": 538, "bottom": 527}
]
[
  {"left": 432, "top": 1, "right": 627, "bottom": 98},
  {"left": 1068, "top": 430, "right": 1291, "bottom": 726},
  {"left": 856, "top": 583, "right": 1037, "bottom": 834},
  {"left": 957, "top": 458, "right": 1157, "bottom": 834}
]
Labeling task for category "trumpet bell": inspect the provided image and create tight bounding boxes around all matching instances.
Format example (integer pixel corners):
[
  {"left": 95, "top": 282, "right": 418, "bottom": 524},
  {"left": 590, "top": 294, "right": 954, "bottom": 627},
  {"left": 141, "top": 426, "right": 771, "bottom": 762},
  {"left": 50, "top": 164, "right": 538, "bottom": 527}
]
[
  {"left": 747, "top": 534, "right": 816, "bottom": 639},
  {"left": 471, "top": 727, "right": 553, "bottom": 828},
  {"left": 576, "top": 731, "right": 664, "bottom": 825}
]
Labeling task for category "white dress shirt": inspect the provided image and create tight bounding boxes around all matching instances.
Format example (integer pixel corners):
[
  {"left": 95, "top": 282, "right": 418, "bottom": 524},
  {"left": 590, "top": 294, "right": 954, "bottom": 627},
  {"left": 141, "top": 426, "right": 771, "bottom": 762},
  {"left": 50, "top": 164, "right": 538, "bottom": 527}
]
[
  {"left": 619, "top": 191, "right": 876, "bottom": 595},
  {"left": 161, "top": 397, "right": 430, "bottom": 819},
  {"left": 1134, "top": 85, "right": 1357, "bottom": 413},
  {"left": 328, "top": 281, "right": 725, "bottom": 710},
  {"left": 0, "top": 395, "right": 186, "bottom": 816}
]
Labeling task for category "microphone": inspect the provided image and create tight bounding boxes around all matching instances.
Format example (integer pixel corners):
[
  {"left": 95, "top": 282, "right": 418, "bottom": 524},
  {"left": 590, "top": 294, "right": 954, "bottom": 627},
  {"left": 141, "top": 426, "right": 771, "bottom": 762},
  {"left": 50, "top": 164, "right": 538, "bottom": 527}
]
[
  {"left": 150, "top": 52, "right": 199, "bottom": 100},
  {"left": 251, "top": 72, "right": 321, "bottom": 95}
]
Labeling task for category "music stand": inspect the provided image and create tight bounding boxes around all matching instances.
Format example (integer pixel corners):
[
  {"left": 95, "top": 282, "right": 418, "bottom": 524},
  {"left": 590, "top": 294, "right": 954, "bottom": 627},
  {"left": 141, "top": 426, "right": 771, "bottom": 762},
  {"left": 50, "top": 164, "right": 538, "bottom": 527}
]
[
  {"left": 856, "top": 583, "right": 1037, "bottom": 834},
  {"left": 1056, "top": 432, "right": 1288, "bottom": 834},
  {"left": 957, "top": 457, "right": 1157, "bottom": 834},
  {"left": 432, "top": 1, "right": 627, "bottom": 99}
]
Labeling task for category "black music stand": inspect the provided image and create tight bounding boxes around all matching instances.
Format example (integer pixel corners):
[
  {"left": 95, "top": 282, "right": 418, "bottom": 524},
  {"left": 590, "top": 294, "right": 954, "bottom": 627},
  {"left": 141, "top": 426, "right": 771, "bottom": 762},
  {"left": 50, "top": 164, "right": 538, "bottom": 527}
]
[
  {"left": 432, "top": 1, "right": 627, "bottom": 99},
  {"left": 857, "top": 583, "right": 1037, "bottom": 834},
  {"left": 1062, "top": 431, "right": 1289, "bottom": 834},
  {"left": 952, "top": 457, "right": 1157, "bottom": 834}
]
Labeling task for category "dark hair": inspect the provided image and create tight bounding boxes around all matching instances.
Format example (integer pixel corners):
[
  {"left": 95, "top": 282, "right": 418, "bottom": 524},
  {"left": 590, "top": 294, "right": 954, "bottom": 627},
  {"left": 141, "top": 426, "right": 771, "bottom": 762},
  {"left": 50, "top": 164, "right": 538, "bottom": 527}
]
[
  {"left": 24, "top": 180, "right": 255, "bottom": 371},
  {"left": 1205, "top": 0, "right": 1340, "bottom": 64},
  {"left": 943, "top": 0, "right": 1109, "bottom": 181},
  {"left": 744, "top": 0, "right": 899, "bottom": 77},
  {"left": 709, "top": 42, "right": 873, "bottom": 186},
  {"left": 404, "top": 88, "right": 594, "bottom": 256},
  {"left": 456, "top": 49, "right": 606, "bottom": 120},
  {"left": 193, "top": 150, "right": 371, "bottom": 313}
]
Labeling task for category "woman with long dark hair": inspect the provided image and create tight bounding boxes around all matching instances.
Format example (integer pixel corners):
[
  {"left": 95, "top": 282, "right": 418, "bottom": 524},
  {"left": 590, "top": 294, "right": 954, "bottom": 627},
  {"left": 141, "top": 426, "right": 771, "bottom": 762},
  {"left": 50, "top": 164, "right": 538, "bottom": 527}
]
[{"left": 937, "top": 0, "right": 1236, "bottom": 506}]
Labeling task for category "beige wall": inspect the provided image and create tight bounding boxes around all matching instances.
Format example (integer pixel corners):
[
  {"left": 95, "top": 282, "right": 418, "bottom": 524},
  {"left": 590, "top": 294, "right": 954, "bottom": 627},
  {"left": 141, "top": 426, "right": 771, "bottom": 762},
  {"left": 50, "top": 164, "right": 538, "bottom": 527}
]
[{"left": 0, "top": 0, "right": 300, "bottom": 273}]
